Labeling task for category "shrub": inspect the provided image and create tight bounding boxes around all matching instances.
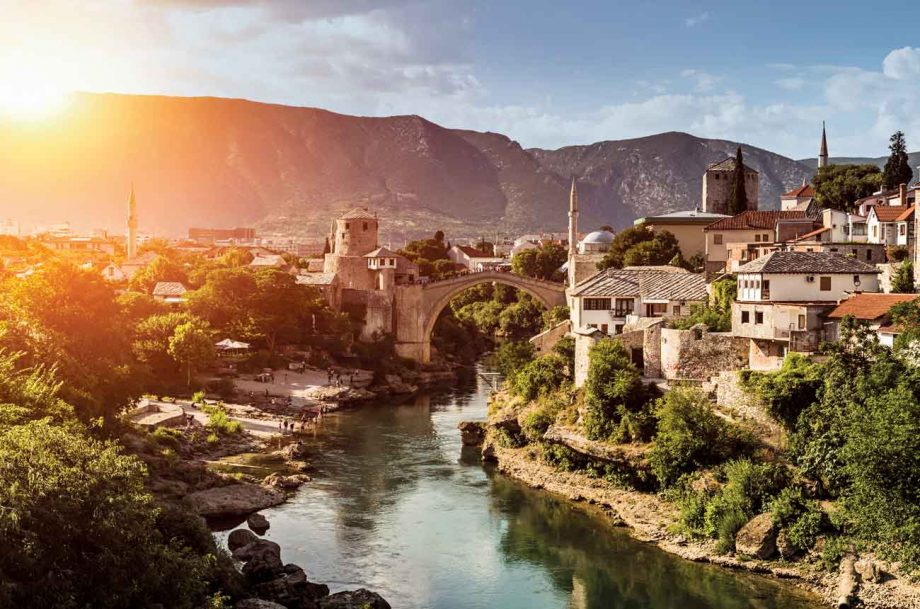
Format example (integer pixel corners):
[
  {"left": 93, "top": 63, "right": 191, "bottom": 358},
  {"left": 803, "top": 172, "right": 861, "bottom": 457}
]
[
  {"left": 648, "top": 387, "right": 742, "bottom": 487},
  {"left": 508, "top": 353, "right": 569, "bottom": 401},
  {"left": 206, "top": 433, "right": 220, "bottom": 444},
  {"left": 492, "top": 425, "right": 525, "bottom": 449},
  {"left": 519, "top": 391, "right": 567, "bottom": 443},
  {"left": 740, "top": 354, "right": 822, "bottom": 429},
  {"left": 492, "top": 341, "right": 535, "bottom": 377},
  {"left": 770, "top": 485, "right": 824, "bottom": 554},
  {"left": 202, "top": 404, "right": 243, "bottom": 435},
  {"left": 582, "top": 338, "right": 644, "bottom": 441},
  {"left": 192, "top": 390, "right": 206, "bottom": 405},
  {"left": 152, "top": 426, "right": 184, "bottom": 450}
]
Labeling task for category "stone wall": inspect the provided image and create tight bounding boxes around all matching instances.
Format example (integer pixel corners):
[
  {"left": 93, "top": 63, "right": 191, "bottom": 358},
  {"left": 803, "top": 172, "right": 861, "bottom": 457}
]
[
  {"left": 659, "top": 327, "right": 749, "bottom": 381},
  {"left": 573, "top": 331, "right": 602, "bottom": 388},
  {"left": 749, "top": 339, "right": 784, "bottom": 371},
  {"left": 529, "top": 320, "right": 571, "bottom": 356}
]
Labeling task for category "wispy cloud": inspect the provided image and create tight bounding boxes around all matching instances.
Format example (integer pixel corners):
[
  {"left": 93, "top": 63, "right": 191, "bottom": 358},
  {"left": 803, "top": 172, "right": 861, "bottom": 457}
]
[{"left": 684, "top": 11, "right": 710, "bottom": 27}]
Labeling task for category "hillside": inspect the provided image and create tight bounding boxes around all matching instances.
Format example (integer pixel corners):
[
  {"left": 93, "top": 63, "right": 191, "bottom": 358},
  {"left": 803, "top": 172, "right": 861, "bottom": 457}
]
[
  {"left": 0, "top": 93, "right": 813, "bottom": 242},
  {"left": 798, "top": 152, "right": 920, "bottom": 175}
]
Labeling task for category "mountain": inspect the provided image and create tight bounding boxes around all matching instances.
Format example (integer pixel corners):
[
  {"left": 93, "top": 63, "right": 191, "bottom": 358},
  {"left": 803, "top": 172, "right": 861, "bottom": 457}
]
[
  {"left": 798, "top": 153, "right": 920, "bottom": 175},
  {"left": 0, "top": 93, "right": 813, "bottom": 243}
]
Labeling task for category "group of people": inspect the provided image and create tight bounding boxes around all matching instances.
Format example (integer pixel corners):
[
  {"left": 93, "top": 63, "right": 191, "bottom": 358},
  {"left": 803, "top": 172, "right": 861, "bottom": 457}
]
[
  {"left": 277, "top": 406, "right": 327, "bottom": 435},
  {"left": 326, "top": 368, "right": 357, "bottom": 387}
]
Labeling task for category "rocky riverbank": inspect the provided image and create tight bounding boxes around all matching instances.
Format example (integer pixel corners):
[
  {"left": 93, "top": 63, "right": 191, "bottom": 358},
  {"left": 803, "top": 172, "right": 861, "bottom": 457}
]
[{"left": 477, "top": 434, "right": 920, "bottom": 609}]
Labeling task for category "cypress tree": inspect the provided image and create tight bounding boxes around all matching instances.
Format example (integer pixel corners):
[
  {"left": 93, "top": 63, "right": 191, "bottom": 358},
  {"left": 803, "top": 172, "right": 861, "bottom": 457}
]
[
  {"left": 882, "top": 131, "right": 913, "bottom": 190},
  {"left": 726, "top": 146, "right": 749, "bottom": 215}
]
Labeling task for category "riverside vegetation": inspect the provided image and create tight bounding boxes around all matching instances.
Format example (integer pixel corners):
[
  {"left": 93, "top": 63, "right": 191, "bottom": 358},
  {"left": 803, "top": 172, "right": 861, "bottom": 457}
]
[{"left": 486, "top": 301, "right": 920, "bottom": 606}]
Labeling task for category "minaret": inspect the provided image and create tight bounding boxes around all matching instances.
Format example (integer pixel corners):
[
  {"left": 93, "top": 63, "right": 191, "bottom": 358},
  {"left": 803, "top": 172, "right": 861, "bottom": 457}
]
[
  {"left": 568, "top": 176, "right": 579, "bottom": 258},
  {"left": 127, "top": 183, "right": 138, "bottom": 259},
  {"left": 818, "top": 121, "right": 829, "bottom": 169}
]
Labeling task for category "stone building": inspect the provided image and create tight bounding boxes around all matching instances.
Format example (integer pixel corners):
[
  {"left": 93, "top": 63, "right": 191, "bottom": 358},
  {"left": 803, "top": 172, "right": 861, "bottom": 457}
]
[{"left": 702, "top": 157, "right": 759, "bottom": 214}]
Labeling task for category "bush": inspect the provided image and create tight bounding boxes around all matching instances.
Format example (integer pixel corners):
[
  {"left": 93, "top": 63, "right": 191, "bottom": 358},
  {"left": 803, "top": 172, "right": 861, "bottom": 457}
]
[
  {"left": 519, "top": 391, "right": 567, "bottom": 443},
  {"left": 740, "top": 354, "right": 822, "bottom": 429},
  {"left": 492, "top": 341, "right": 535, "bottom": 377},
  {"left": 192, "top": 390, "right": 206, "bottom": 405},
  {"left": 508, "top": 353, "right": 569, "bottom": 401},
  {"left": 152, "top": 426, "right": 184, "bottom": 450},
  {"left": 770, "top": 485, "right": 824, "bottom": 554},
  {"left": 582, "top": 338, "right": 645, "bottom": 441},
  {"left": 648, "top": 387, "right": 740, "bottom": 487},
  {"left": 202, "top": 404, "right": 243, "bottom": 435}
]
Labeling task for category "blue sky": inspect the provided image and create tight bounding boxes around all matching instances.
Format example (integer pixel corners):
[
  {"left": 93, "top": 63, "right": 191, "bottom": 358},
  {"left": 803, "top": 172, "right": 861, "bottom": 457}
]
[{"left": 3, "top": 0, "right": 919, "bottom": 158}]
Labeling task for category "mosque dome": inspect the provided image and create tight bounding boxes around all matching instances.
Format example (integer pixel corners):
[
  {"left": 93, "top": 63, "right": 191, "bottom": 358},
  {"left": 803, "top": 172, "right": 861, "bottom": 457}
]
[{"left": 582, "top": 230, "right": 615, "bottom": 244}]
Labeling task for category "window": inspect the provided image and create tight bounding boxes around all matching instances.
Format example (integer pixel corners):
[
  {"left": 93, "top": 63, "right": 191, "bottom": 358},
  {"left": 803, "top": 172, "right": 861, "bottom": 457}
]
[
  {"left": 614, "top": 298, "right": 634, "bottom": 316},
  {"left": 646, "top": 303, "right": 668, "bottom": 317},
  {"left": 754, "top": 234, "right": 761, "bottom": 242},
  {"left": 798, "top": 314, "right": 806, "bottom": 330},
  {"left": 763, "top": 234, "right": 770, "bottom": 242},
  {"left": 584, "top": 298, "right": 611, "bottom": 311},
  {"left": 819, "top": 276, "right": 832, "bottom": 291},
  {"left": 673, "top": 305, "right": 682, "bottom": 316},
  {"left": 345, "top": 222, "right": 350, "bottom": 229},
  {"left": 762, "top": 280, "right": 770, "bottom": 299},
  {"left": 601, "top": 324, "right": 609, "bottom": 334},
  {"left": 866, "top": 249, "right": 872, "bottom": 261},
  {"left": 755, "top": 311, "right": 764, "bottom": 324},
  {"left": 363, "top": 222, "right": 368, "bottom": 231},
  {"left": 900, "top": 224, "right": 907, "bottom": 235},
  {"left": 713, "top": 234, "right": 723, "bottom": 245},
  {"left": 615, "top": 324, "right": 624, "bottom": 335},
  {"left": 741, "top": 311, "right": 750, "bottom": 323}
]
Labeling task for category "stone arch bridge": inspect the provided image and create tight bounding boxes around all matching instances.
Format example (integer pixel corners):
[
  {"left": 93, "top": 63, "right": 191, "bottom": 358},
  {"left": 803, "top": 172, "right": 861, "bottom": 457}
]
[{"left": 393, "top": 272, "right": 567, "bottom": 363}]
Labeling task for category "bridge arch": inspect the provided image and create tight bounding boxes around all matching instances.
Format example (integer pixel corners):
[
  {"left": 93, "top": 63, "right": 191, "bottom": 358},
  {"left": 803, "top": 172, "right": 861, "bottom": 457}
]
[{"left": 394, "top": 272, "right": 567, "bottom": 363}]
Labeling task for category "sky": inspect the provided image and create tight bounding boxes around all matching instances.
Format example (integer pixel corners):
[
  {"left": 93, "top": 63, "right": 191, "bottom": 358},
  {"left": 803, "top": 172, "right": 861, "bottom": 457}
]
[{"left": 1, "top": 0, "right": 919, "bottom": 159}]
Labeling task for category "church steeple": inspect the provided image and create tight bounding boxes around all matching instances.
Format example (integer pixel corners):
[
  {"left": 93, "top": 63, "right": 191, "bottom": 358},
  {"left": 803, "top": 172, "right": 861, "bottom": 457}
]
[
  {"left": 818, "top": 121, "right": 829, "bottom": 169},
  {"left": 127, "top": 183, "right": 138, "bottom": 259},
  {"left": 568, "top": 176, "right": 579, "bottom": 258}
]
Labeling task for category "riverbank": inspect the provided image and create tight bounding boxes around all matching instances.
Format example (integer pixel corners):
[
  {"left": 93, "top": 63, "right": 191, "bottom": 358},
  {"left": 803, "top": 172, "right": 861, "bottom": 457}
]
[{"left": 485, "top": 438, "right": 920, "bottom": 609}]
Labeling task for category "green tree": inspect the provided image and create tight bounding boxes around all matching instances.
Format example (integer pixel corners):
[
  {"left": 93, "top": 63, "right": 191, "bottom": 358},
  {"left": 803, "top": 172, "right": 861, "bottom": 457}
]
[
  {"left": 168, "top": 318, "right": 215, "bottom": 386},
  {"left": 129, "top": 255, "right": 188, "bottom": 294},
  {"left": 648, "top": 387, "right": 735, "bottom": 487},
  {"left": 813, "top": 164, "right": 883, "bottom": 212},
  {"left": 596, "top": 226, "right": 682, "bottom": 271},
  {"left": 542, "top": 305, "right": 570, "bottom": 330},
  {"left": 0, "top": 261, "right": 138, "bottom": 422},
  {"left": 582, "top": 338, "right": 647, "bottom": 441},
  {"left": 492, "top": 341, "right": 535, "bottom": 377},
  {"left": 511, "top": 242, "right": 567, "bottom": 281},
  {"left": 621, "top": 231, "right": 681, "bottom": 267},
  {"left": 882, "top": 130, "right": 913, "bottom": 190},
  {"left": 891, "top": 261, "right": 916, "bottom": 294},
  {"left": 671, "top": 277, "right": 736, "bottom": 332},
  {"left": 726, "top": 146, "right": 749, "bottom": 215},
  {"left": 498, "top": 297, "right": 544, "bottom": 337},
  {"left": 134, "top": 312, "right": 195, "bottom": 382},
  {"left": 508, "top": 353, "right": 569, "bottom": 401},
  {"left": 0, "top": 420, "right": 220, "bottom": 608}
]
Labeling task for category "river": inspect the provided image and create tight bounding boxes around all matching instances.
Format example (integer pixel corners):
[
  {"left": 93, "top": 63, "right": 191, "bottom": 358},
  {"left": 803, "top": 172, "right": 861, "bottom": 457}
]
[{"left": 224, "top": 366, "right": 823, "bottom": 609}]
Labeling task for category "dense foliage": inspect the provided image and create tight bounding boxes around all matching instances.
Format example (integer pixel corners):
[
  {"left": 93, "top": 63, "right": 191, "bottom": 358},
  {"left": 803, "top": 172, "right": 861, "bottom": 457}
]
[
  {"left": 890, "top": 261, "right": 915, "bottom": 294},
  {"left": 596, "top": 225, "right": 681, "bottom": 271},
  {"left": 882, "top": 130, "right": 913, "bottom": 190},
  {"left": 671, "top": 278, "right": 736, "bottom": 332},
  {"left": 812, "top": 164, "right": 882, "bottom": 212},
  {"left": 511, "top": 242, "right": 567, "bottom": 281},
  {"left": 725, "top": 146, "right": 749, "bottom": 215}
]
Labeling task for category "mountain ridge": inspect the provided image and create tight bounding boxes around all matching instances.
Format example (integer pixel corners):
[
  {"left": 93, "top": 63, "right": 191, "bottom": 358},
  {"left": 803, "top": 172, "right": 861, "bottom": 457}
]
[{"left": 0, "top": 93, "right": 820, "bottom": 242}]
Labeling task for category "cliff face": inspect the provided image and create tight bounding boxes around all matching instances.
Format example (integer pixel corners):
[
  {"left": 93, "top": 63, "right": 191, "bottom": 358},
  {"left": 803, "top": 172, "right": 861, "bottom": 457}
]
[{"left": 0, "top": 93, "right": 812, "bottom": 241}]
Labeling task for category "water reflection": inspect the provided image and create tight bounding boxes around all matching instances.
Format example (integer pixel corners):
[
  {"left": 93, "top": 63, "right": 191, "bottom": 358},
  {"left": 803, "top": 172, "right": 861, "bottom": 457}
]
[{"left": 221, "top": 366, "right": 820, "bottom": 609}]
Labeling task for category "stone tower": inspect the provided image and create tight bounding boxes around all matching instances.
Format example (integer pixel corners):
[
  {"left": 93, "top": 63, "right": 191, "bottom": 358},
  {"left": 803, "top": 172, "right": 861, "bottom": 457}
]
[
  {"left": 818, "top": 122, "right": 829, "bottom": 169},
  {"left": 323, "top": 207, "right": 379, "bottom": 290},
  {"left": 127, "top": 183, "right": 138, "bottom": 259},
  {"left": 701, "top": 158, "right": 759, "bottom": 214},
  {"left": 567, "top": 176, "right": 580, "bottom": 289}
]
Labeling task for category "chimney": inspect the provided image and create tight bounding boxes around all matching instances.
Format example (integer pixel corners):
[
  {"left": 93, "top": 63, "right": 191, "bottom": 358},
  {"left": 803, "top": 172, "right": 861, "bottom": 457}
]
[{"left": 900, "top": 183, "right": 907, "bottom": 207}]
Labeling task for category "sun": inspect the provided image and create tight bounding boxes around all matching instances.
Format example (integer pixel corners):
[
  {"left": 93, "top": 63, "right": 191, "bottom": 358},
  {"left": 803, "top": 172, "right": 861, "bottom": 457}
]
[{"left": 0, "top": 70, "right": 69, "bottom": 122}]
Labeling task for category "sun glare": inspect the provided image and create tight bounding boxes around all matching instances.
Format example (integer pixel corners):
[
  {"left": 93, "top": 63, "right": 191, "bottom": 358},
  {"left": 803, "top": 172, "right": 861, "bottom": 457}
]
[{"left": 0, "top": 72, "right": 69, "bottom": 122}]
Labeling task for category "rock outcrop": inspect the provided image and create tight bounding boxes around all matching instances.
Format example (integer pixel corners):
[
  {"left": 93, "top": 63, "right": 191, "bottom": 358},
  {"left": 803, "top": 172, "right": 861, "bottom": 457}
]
[
  {"left": 248, "top": 513, "right": 270, "bottom": 532},
  {"left": 735, "top": 513, "right": 777, "bottom": 559},
  {"left": 235, "top": 599, "right": 287, "bottom": 609},
  {"left": 263, "top": 473, "right": 311, "bottom": 490},
  {"left": 318, "top": 589, "right": 391, "bottom": 609},
  {"left": 228, "top": 528, "right": 260, "bottom": 552},
  {"left": 187, "top": 483, "right": 285, "bottom": 518},
  {"left": 458, "top": 421, "right": 486, "bottom": 446}
]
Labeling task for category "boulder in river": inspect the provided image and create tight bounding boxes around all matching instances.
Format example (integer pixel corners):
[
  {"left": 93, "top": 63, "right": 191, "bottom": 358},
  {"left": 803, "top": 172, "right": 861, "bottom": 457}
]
[
  {"left": 228, "top": 528, "right": 260, "bottom": 552},
  {"left": 247, "top": 512, "right": 270, "bottom": 532},
  {"left": 735, "top": 513, "right": 777, "bottom": 559},
  {"left": 281, "top": 442, "right": 309, "bottom": 460},
  {"left": 318, "top": 589, "right": 391, "bottom": 609},
  {"left": 253, "top": 563, "right": 329, "bottom": 608},
  {"left": 239, "top": 540, "right": 285, "bottom": 582},
  {"left": 187, "top": 483, "right": 285, "bottom": 518},
  {"left": 458, "top": 421, "right": 486, "bottom": 446},
  {"left": 263, "top": 473, "right": 311, "bottom": 490}
]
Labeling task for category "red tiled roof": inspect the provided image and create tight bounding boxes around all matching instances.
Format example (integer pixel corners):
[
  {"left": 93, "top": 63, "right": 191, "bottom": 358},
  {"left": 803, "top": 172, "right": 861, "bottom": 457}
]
[
  {"left": 783, "top": 184, "right": 814, "bottom": 197},
  {"left": 456, "top": 245, "right": 492, "bottom": 258},
  {"left": 871, "top": 205, "right": 915, "bottom": 222},
  {"left": 826, "top": 293, "right": 918, "bottom": 321},
  {"left": 703, "top": 210, "right": 809, "bottom": 231},
  {"left": 791, "top": 226, "right": 830, "bottom": 242}
]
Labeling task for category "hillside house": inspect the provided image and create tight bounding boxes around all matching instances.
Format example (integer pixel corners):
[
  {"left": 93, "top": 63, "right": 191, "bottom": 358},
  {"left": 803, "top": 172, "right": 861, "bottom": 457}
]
[
  {"left": 825, "top": 292, "right": 918, "bottom": 346},
  {"left": 704, "top": 210, "right": 818, "bottom": 273},
  {"left": 570, "top": 267, "right": 707, "bottom": 335},
  {"left": 447, "top": 244, "right": 503, "bottom": 271},
  {"left": 732, "top": 251, "right": 880, "bottom": 357},
  {"left": 634, "top": 209, "right": 728, "bottom": 260}
]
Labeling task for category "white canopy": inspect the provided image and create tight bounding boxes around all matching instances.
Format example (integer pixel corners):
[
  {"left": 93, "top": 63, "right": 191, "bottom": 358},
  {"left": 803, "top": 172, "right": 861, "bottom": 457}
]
[{"left": 215, "top": 339, "right": 250, "bottom": 350}]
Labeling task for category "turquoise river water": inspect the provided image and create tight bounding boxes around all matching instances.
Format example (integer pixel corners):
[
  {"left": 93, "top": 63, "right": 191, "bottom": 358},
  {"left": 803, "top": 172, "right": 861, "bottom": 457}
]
[{"left": 221, "top": 366, "right": 824, "bottom": 609}]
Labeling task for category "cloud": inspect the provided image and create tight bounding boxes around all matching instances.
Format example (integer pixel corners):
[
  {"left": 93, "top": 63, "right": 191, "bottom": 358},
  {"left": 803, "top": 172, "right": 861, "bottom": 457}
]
[
  {"left": 684, "top": 12, "right": 710, "bottom": 27},
  {"left": 775, "top": 77, "right": 806, "bottom": 91},
  {"left": 680, "top": 69, "right": 721, "bottom": 92}
]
